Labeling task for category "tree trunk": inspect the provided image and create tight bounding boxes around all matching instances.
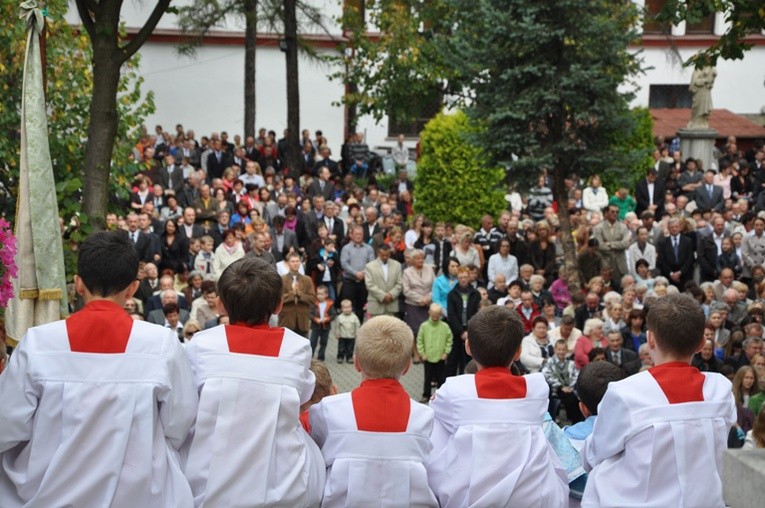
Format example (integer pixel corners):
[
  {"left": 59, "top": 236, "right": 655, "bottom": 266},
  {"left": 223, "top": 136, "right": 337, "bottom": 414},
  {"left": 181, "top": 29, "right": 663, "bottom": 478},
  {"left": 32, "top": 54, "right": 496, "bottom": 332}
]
[
  {"left": 553, "top": 165, "right": 581, "bottom": 292},
  {"left": 81, "top": 45, "right": 121, "bottom": 232},
  {"left": 284, "top": 0, "right": 301, "bottom": 175},
  {"left": 243, "top": 0, "right": 257, "bottom": 139}
]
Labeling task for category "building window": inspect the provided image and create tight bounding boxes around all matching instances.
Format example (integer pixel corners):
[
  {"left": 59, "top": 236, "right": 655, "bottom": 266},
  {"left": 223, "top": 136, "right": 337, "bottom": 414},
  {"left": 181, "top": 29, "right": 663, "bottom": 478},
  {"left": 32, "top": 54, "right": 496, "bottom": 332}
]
[
  {"left": 685, "top": 14, "right": 715, "bottom": 34},
  {"left": 649, "top": 84, "right": 692, "bottom": 109},
  {"left": 643, "top": 0, "right": 670, "bottom": 34},
  {"left": 387, "top": 91, "right": 441, "bottom": 138}
]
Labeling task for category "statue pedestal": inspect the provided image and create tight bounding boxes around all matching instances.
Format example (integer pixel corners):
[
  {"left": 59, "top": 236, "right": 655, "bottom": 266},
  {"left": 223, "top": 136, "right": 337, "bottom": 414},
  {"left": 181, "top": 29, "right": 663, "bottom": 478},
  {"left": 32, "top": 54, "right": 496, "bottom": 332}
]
[{"left": 677, "top": 128, "right": 718, "bottom": 171}]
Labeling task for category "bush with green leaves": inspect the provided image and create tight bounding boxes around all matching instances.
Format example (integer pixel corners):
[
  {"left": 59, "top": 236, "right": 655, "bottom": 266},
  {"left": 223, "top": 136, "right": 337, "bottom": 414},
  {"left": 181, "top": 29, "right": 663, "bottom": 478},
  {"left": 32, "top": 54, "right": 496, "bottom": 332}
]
[
  {"left": 600, "top": 107, "right": 655, "bottom": 193},
  {"left": 414, "top": 111, "right": 506, "bottom": 226}
]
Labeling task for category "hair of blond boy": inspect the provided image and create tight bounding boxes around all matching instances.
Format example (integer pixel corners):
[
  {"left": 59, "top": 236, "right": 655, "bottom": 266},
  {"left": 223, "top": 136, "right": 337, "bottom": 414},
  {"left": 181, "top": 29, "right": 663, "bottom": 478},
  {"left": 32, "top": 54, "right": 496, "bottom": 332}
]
[
  {"left": 310, "top": 360, "right": 334, "bottom": 404},
  {"left": 355, "top": 315, "right": 412, "bottom": 379}
]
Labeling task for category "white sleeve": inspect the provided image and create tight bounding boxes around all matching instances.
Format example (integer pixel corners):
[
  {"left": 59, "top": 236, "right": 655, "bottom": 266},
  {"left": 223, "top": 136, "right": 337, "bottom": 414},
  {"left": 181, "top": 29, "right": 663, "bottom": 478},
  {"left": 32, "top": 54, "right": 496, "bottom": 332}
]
[
  {"left": 308, "top": 401, "right": 329, "bottom": 448},
  {"left": 159, "top": 335, "right": 199, "bottom": 451},
  {"left": 0, "top": 340, "right": 39, "bottom": 454},
  {"left": 297, "top": 338, "right": 317, "bottom": 406},
  {"left": 581, "top": 386, "right": 631, "bottom": 471}
]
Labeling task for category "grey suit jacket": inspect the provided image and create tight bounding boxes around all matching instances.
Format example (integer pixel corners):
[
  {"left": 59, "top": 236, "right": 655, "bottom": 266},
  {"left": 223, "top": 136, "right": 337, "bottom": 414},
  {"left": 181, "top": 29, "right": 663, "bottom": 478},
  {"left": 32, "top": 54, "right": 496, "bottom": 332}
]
[
  {"left": 270, "top": 229, "right": 300, "bottom": 260},
  {"left": 147, "top": 308, "right": 190, "bottom": 326},
  {"left": 694, "top": 184, "right": 724, "bottom": 212},
  {"left": 364, "top": 259, "right": 403, "bottom": 316}
]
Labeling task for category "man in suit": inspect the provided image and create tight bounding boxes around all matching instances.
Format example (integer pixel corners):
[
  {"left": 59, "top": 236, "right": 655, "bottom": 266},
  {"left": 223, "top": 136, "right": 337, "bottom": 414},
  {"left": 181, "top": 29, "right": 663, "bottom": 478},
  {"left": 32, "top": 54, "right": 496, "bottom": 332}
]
[
  {"left": 135, "top": 262, "right": 160, "bottom": 304},
  {"left": 694, "top": 170, "right": 724, "bottom": 212},
  {"left": 364, "top": 244, "right": 403, "bottom": 317},
  {"left": 313, "top": 145, "right": 339, "bottom": 177},
  {"left": 605, "top": 330, "right": 640, "bottom": 376},
  {"left": 158, "top": 154, "right": 185, "bottom": 195},
  {"left": 575, "top": 292, "right": 605, "bottom": 331},
  {"left": 635, "top": 168, "right": 665, "bottom": 217},
  {"left": 322, "top": 201, "right": 346, "bottom": 245},
  {"left": 178, "top": 173, "right": 201, "bottom": 210},
  {"left": 307, "top": 166, "right": 335, "bottom": 201},
  {"left": 126, "top": 213, "right": 159, "bottom": 263},
  {"left": 205, "top": 139, "right": 231, "bottom": 180},
  {"left": 177, "top": 207, "right": 205, "bottom": 243},
  {"left": 278, "top": 253, "right": 316, "bottom": 337},
  {"left": 656, "top": 218, "right": 695, "bottom": 289},
  {"left": 362, "top": 207, "right": 381, "bottom": 244},
  {"left": 593, "top": 204, "right": 631, "bottom": 281},
  {"left": 302, "top": 195, "right": 326, "bottom": 242},
  {"left": 698, "top": 216, "right": 728, "bottom": 283},
  {"left": 146, "top": 290, "right": 190, "bottom": 325},
  {"left": 270, "top": 215, "right": 299, "bottom": 262}
]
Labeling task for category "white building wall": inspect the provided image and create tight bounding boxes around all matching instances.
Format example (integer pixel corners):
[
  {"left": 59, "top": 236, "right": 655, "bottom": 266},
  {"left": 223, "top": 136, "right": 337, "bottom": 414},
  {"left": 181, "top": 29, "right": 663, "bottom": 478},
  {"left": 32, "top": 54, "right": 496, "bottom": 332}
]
[{"left": 65, "top": 1, "right": 764, "bottom": 155}]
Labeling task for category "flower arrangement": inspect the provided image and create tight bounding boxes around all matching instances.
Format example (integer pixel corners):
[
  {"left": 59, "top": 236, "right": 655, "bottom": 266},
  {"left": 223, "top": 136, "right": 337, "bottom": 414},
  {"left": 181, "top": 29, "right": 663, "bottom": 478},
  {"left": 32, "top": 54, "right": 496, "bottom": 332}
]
[{"left": 0, "top": 219, "right": 18, "bottom": 308}]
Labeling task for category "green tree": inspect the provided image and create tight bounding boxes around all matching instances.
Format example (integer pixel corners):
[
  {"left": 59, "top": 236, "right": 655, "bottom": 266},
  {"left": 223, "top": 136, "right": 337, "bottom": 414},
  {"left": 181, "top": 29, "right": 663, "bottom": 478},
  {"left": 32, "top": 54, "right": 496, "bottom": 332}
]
[
  {"left": 415, "top": 111, "right": 506, "bottom": 226},
  {"left": 600, "top": 107, "right": 655, "bottom": 194},
  {"left": 75, "top": 0, "right": 171, "bottom": 231},
  {"left": 0, "top": 0, "right": 154, "bottom": 230},
  {"left": 435, "top": 0, "right": 643, "bottom": 288},
  {"left": 656, "top": 0, "right": 765, "bottom": 67},
  {"left": 331, "top": 0, "right": 452, "bottom": 131}
]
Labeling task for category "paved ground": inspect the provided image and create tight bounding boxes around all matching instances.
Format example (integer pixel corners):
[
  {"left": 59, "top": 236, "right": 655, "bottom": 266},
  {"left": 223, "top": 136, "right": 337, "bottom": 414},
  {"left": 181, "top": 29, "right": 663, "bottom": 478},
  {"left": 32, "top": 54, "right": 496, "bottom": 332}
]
[{"left": 318, "top": 335, "right": 427, "bottom": 400}]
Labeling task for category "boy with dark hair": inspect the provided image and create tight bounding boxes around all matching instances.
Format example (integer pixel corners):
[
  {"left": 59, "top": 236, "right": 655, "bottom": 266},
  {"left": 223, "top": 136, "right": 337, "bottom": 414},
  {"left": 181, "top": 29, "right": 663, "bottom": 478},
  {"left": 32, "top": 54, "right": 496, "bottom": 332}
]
[
  {"left": 0, "top": 231, "right": 197, "bottom": 507},
  {"left": 582, "top": 293, "right": 737, "bottom": 507},
  {"left": 427, "top": 306, "right": 568, "bottom": 507},
  {"left": 309, "top": 316, "right": 438, "bottom": 506},
  {"left": 183, "top": 257, "right": 324, "bottom": 507}
]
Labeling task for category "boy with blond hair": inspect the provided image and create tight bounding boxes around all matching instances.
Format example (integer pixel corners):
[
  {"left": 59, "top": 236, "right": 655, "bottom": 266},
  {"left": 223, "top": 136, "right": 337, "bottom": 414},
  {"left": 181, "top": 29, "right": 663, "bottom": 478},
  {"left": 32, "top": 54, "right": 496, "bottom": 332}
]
[
  {"left": 309, "top": 316, "right": 438, "bottom": 507},
  {"left": 581, "top": 293, "right": 736, "bottom": 507},
  {"left": 182, "top": 257, "right": 324, "bottom": 507},
  {"left": 427, "top": 306, "right": 568, "bottom": 507}
]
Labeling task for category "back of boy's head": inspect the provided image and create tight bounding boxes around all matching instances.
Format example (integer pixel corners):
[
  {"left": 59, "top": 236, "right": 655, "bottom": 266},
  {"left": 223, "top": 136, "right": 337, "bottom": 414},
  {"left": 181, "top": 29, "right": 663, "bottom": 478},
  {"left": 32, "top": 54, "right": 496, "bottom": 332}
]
[
  {"left": 467, "top": 305, "right": 524, "bottom": 367},
  {"left": 217, "top": 257, "right": 282, "bottom": 325},
  {"left": 576, "top": 361, "right": 625, "bottom": 415},
  {"left": 310, "top": 359, "right": 334, "bottom": 404},
  {"left": 78, "top": 231, "right": 138, "bottom": 297},
  {"left": 646, "top": 293, "right": 705, "bottom": 357},
  {"left": 355, "top": 315, "right": 412, "bottom": 379}
]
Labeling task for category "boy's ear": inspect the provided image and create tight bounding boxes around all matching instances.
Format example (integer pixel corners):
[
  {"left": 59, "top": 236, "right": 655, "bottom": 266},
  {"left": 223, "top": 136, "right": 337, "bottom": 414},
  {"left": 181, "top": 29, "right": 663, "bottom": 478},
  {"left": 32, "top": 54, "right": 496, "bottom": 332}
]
[
  {"left": 272, "top": 298, "right": 284, "bottom": 316},
  {"left": 214, "top": 296, "right": 227, "bottom": 316},
  {"left": 646, "top": 329, "right": 656, "bottom": 350},
  {"left": 465, "top": 338, "right": 472, "bottom": 357},
  {"left": 579, "top": 401, "right": 591, "bottom": 418},
  {"left": 353, "top": 355, "right": 362, "bottom": 373},
  {"left": 73, "top": 275, "right": 86, "bottom": 296},
  {"left": 124, "top": 279, "right": 140, "bottom": 301},
  {"left": 401, "top": 357, "right": 411, "bottom": 376},
  {"left": 514, "top": 346, "right": 521, "bottom": 361}
]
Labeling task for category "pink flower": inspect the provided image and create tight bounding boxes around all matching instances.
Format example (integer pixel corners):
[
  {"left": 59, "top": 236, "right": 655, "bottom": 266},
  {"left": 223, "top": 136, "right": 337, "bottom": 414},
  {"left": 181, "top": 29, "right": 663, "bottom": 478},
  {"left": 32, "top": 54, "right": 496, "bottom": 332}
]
[{"left": 0, "top": 219, "right": 18, "bottom": 308}]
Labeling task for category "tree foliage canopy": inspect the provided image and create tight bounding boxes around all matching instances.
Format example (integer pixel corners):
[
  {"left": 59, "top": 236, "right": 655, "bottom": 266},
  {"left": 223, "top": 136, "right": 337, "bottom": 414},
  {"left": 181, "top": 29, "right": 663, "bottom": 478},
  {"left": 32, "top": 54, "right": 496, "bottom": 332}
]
[
  {"left": 434, "top": 0, "right": 644, "bottom": 190},
  {"left": 656, "top": 0, "right": 765, "bottom": 67},
  {"left": 0, "top": 0, "right": 153, "bottom": 226}
]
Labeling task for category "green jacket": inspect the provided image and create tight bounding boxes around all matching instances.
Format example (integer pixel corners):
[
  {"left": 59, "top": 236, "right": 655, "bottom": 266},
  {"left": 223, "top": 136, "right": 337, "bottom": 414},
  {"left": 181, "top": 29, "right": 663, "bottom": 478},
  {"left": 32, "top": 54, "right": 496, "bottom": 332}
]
[
  {"left": 608, "top": 194, "right": 636, "bottom": 221},
  {"left": 416, "top": 318, "right": 453, "bottom": 362}
]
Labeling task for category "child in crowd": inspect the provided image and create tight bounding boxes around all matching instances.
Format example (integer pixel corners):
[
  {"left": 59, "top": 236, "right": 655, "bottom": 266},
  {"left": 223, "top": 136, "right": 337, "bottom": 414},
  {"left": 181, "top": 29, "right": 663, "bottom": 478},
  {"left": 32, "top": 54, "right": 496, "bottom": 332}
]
[
  {"left": 333, "top": 299, "right": 361, "bottom": 364},
  {"left": 309, "top": 316, "right": 438, "bottom": 507},
  {"left": 182, "top": 257, "right": 324, "bottom": 507},
  {"left": 542, "top": 338, "right": 584, "bottom": 423},
  {"left": 299, "top": 360, "right": 338, "bottom": 432},
  {"left": 194, "top": 235, "right": 215, "bottom": 275},
  {"left": 564, "top": 361, "right": 625, "bottom": 504},
  {"left": 0, "top": 231, "right": 198, "bottom": 507},
  {"left": 427, "top": 306, "right": 568, "bottom": 507},
  {"left": 581, "top": 293, "right": 737, "bottom": 507},
  {"left": 310, "top": 285, "right": 336, "bottom": 361},
  {"left": 416, "top": 303, "right": 453, "bottom": 402}
]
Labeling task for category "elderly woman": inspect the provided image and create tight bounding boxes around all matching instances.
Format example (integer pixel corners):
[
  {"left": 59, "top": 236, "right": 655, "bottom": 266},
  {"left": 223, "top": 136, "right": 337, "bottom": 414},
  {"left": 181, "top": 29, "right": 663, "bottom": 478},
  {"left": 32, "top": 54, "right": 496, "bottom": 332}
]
[
  {"left": 212, "top": 229, "right": 245, "bottom": 279},
  {"left": 520, "top": 316, "right": 553, "bottom": 373},
  {"left": 574, "top": 318, "right": 607, "bottom": 369},
  {"left": 403, "top": 249, "right": 436, "bottom": 363},
  {"left": 450, "top": 229, "right": 480, "bottom": 269}
]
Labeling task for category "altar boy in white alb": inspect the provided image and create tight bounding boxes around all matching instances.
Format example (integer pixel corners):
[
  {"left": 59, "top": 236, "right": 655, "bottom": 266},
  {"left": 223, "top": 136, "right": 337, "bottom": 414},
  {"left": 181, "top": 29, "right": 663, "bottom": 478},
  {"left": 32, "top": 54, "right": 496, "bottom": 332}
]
[
  {"left": 309, "top": 315, "right": 438, "bottom": 507},
  {"left": 581, "top": 293, "right": 736, "bottom": 508},
  {"left": 182, "top": 257, "right": 324, "bottom": 507},
  {"left": 427, "top": 306, "right": 569, "bottom": 508},
  {"left": 0, "top": 231, "right": 198, "bottom": 508}
]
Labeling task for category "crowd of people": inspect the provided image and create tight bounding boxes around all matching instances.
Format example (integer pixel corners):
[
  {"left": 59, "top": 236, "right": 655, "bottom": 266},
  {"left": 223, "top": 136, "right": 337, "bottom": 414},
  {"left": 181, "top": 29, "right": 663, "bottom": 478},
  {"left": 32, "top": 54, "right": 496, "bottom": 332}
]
[
  {"left": 2, "top": 123, "right": 764, "bottom": 506},
  {"left": 105, "top": 126, "right": 765, "bottom": 435}
]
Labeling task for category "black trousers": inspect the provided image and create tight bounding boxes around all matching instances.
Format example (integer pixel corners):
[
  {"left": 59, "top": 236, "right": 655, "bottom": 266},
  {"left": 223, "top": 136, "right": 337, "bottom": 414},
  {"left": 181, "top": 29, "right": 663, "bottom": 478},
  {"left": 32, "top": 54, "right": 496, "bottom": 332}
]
[
  {"left": 309, "top": 328, "right": 330, "bottom": 360},
  {"left": 445, "top": 336, "right": 471, "bottom": 377},
  {"left": 423, "top": 360, "right": 446, "bottom": 397},
  {"left": 338, "top": 337, "right": 356, "bottom": 360}
]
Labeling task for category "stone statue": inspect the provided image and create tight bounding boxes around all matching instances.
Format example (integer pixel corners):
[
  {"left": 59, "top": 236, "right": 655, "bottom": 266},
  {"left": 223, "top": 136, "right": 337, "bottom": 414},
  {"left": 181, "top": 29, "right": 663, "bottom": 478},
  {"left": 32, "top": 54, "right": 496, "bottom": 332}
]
[{"left": 687, "top": 66, "right": 716, "bottom": 129}]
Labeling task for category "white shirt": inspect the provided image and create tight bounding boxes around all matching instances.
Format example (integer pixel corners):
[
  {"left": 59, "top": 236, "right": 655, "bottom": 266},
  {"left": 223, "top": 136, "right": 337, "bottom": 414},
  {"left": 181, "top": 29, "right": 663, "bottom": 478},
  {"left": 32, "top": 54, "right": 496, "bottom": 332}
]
[
  {"left": 381, "top": 261, "right": 389, "bottom": 282},
  {"left": 647, "top": 182, "right": 655, "bottom": 206}
]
